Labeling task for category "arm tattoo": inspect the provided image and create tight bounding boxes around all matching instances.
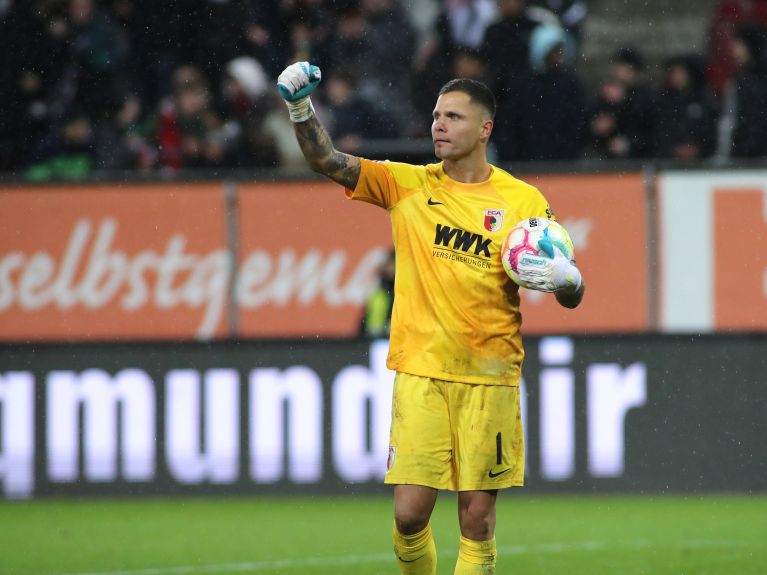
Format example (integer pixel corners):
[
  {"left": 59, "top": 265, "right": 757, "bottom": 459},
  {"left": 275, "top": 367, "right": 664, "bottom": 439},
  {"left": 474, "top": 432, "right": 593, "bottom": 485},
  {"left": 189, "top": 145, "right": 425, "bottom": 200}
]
[{"left": 294, "top": 116, "right": 361, "bottom": 189}]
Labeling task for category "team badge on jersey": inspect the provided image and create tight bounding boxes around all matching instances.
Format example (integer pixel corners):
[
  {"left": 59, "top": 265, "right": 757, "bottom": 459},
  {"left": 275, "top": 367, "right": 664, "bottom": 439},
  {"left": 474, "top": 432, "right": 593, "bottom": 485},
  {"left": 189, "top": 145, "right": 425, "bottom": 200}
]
[{"left": 484, "top": 209, "right": 504, "bottom": 232}]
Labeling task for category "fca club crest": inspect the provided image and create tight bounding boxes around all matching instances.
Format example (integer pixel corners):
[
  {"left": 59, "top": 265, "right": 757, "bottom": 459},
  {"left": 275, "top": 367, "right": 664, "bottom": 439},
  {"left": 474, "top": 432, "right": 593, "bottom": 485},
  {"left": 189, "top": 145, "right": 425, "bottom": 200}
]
[{"left": 484, "top": 209, "right": 504, "bottom": 232}]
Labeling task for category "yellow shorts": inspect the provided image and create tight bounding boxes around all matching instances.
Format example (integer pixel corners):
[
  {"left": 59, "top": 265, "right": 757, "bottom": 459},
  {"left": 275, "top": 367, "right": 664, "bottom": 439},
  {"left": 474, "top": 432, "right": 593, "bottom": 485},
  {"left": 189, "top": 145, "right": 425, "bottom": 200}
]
[{"left": 384, "top": 372, "right": 525, "bottom": 491}]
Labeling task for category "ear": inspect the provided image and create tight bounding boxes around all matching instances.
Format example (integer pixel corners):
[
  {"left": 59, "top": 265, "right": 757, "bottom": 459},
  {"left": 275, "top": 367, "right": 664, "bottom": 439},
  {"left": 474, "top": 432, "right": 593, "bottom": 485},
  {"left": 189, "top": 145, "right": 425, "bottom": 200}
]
[{"left": 480, "top": 119, "right": 493, "bottom": 142}]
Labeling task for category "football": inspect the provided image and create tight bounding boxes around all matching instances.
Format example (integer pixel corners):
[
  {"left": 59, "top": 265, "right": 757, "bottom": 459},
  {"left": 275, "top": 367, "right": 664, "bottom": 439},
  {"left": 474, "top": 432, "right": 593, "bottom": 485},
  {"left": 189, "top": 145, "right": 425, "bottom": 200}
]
[{"left": 501, "top": 217, "right": 575, "bottom": 288}]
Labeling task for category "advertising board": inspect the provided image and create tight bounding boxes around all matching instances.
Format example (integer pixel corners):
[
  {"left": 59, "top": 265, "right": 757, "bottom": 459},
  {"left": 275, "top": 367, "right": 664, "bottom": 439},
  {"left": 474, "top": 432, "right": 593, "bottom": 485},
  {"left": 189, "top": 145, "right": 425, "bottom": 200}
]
[
  {"left": 235, "top": 181, "right": 392, "bottom": 337},
  {"left": 0, "top": 174, "right": 650, "bottom": 341},
  {"left": 0, "top": 183, "right": 229, "bottom": 341},
  {"left": 1, "top": 336, "right": 764, "bottom": 499},
  {"left": 658, "top": 170, "right": 767, "bottom": 332},
  {"left": 520, "top": 174, "right": 648, "bottom": 333}
]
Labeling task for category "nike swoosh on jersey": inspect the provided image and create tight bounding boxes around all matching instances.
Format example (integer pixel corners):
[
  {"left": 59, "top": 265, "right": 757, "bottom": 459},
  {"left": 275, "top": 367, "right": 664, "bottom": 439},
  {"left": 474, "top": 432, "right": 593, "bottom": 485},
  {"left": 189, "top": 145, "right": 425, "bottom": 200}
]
[
  {"left": 427, "top": 198, "right": 443, "bottom": 205},
  {"left": 488, "top": 468, "right": 511, "bottom": 478}
]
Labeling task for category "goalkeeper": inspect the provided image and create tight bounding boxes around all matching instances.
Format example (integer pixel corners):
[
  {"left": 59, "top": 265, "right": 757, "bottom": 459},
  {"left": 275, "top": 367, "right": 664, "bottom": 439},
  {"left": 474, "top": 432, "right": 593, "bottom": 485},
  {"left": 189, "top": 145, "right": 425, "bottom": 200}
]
[{"left": 277, "top": 62, "right": 584, "bottom": 575}]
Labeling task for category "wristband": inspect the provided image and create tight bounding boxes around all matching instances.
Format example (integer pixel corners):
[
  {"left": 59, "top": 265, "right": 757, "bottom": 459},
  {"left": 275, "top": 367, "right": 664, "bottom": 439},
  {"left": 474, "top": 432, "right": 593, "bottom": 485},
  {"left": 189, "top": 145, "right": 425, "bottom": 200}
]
[{"left": 285, "top": 96, "right": 315, "bottom": 123}]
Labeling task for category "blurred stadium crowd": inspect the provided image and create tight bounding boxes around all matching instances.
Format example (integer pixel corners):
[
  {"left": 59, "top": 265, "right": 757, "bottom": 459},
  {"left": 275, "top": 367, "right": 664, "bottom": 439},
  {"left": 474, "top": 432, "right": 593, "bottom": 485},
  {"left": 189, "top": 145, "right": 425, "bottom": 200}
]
[{"left": 1, "top": 0, "right": 767, "bottom": 179}]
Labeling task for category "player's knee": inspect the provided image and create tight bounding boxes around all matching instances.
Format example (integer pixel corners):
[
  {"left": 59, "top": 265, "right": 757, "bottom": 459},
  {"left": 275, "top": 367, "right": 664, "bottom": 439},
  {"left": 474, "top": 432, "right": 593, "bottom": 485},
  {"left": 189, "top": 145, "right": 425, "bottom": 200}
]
[
  {"left": 458, "top": 506, "right": 495, "bottom": 540},
  {"left": 394, "top": 510, "right": 430, "bottom": 536},
  {"left": 459, "top": 517, "right": 494, "bottom": 540}
]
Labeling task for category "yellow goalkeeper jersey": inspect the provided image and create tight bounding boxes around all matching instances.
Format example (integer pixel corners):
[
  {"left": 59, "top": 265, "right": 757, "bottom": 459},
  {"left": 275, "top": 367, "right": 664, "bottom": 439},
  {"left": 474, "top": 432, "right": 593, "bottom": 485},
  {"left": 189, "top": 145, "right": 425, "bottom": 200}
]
[{"left": 346, "top": 158, "right": 553, "bottom": 386}]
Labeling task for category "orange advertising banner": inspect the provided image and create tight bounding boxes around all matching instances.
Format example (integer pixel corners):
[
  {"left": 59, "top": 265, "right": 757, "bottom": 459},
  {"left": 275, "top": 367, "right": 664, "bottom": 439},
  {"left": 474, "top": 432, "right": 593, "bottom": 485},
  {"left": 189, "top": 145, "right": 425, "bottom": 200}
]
[
  {"left": 0, "top": 183, "right": 229, "bottom": 341},
  {"left": 517, "top": 173, "right": 649, "bottom": 333},
  {"left": 0, "top": 174, "right": 648, "bottom": 342},
  {"left": 236, "top": 181, "right": 392, "bottom": 338},
  {"left": 714, "top": 188, "right": 767, "bottom": 330}
]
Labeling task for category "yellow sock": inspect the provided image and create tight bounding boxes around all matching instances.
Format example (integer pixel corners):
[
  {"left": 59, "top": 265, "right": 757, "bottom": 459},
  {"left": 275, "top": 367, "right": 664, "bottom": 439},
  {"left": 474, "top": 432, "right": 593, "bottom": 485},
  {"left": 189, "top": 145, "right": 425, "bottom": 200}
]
[
  {"left": 393, "top": 521, "right": 437, "bottom": 575},
  {"left": 454, "top": 535, "right": 497, "bottom": 575}
]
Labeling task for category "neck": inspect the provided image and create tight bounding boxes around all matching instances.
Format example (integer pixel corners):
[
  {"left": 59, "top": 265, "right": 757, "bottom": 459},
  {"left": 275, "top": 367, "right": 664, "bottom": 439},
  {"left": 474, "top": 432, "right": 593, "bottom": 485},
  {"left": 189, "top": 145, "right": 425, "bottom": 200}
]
[{"left": 442, "top": 155, "right": 492, "bottom": 184}]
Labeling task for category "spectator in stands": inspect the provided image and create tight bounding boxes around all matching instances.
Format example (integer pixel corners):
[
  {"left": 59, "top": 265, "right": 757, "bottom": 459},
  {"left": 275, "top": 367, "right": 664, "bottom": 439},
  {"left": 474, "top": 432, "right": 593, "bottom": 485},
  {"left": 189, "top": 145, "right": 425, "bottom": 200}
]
[
  {"left": 325, "top": 2, "right": 370, "bottom": 74},
  {"left": 360, "top": 0, "right": 417, "bottom": 135},
  {"left": 529, "top": 0, "right": 587, "bottom": 46},
  {"left": 717, "top": 23, "right": 767, "bottom": 158},
  {"left": 521, "top": 24, "right": 586, "bottom": 161},
  {"left": 403, "top": 0, "right": 441, "bottom": 50},
  {"left": 24, "top": 108, "right": 95, "bottom": 180},
  {"left": 481, "top": 0, "right": 538, "bottom": 97},
  {"left": 259, "top": 101, "right": 308, "bottom": 169},
  {"left": 65, "top": 0, "right": 133, "bottom": 117},
  {"left": 589, "top": 47, "right": 658, "bottom": 159},
  {"left": 323, "top": 1, "right": 414, "bottom": 137},
  {"left": 243, "top": 1, "right": 288, "bottom": 79},
  {"left": 187, "top": 0, "right": 269, "bottom": 89},
  {"left": 655, "top": 55, "right": 718, "bottom": 160},
  {"left": 411, "top": 0, "right": 506, "bottom": 136},
  {"left": 322, "top": 66, "right": 398, "bottom": 154},
  {"left": 2, "top": 1, "right": 72, "bottom": 169},
  {"left": 451, "top": 46, "right": 490, "bottom": 83},
  {"left": 0, "top": 3, "right": 13, "bottom": 169},
  {"left": 109, "top": 0, "right": 194, "bottom": 109},
  {"left": 9, "top": 0, "right": 766, "bottom": 175},
  {"left": 706, "top": 0, "right": 767, "bottom": 97},
  {"left": 409, "top": 7, "right": 456, "bottom": 137},
  {"left": 443, "top": 0, "right": 498, "bottom": 50},
  {"left": 481, "top": 0, "right": 539, "bottom": 160},
  {"left": 64, "top": 0, "right": 140, "bottom": 169},
  {"left": 219, "top": 56, "right": 280, "bottom": 167},
  {"left": 129, "top": 65, "right": 228, "bottom": 171},
  {"left": 359, "top": 248, "right": 396, "bottom": 339},
  {"left": 277, "top": 0, "right": 335, "bottom": 68}
]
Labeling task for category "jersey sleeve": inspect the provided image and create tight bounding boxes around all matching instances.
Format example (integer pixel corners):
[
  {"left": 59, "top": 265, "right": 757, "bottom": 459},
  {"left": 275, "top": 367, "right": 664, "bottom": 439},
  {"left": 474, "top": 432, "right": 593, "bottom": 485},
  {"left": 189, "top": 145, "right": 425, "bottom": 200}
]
[
  {"left": 345, "top": 158, "right": 424, "bottom": 210},
  {"left": 529, "top": 185, "right": 556, "bottom": 221}
]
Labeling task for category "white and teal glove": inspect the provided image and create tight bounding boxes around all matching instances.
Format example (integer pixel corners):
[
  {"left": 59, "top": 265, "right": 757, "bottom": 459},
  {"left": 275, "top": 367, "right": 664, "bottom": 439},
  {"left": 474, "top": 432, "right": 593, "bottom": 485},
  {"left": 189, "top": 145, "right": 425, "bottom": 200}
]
[
  {"left": 277, "top": 62, "right": 322, "bottom": 122},
  {"left": 516, "top": 238, "right": 582, "bottom": 293}
]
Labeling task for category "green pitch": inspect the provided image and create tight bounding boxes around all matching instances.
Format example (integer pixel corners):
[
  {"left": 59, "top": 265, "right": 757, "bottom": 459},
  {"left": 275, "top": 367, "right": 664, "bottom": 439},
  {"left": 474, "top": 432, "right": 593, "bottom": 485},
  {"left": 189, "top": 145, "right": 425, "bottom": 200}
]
[{"left": 1, "top": 494, "right": 765, "bottom": 575}]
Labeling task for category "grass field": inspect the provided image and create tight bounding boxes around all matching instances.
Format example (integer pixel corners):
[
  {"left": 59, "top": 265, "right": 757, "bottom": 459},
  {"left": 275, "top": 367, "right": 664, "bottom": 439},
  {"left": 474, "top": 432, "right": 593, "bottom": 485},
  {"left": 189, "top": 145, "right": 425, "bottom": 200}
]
[{"left": 1, "top": 493, "right": 765, "bottom": 575}]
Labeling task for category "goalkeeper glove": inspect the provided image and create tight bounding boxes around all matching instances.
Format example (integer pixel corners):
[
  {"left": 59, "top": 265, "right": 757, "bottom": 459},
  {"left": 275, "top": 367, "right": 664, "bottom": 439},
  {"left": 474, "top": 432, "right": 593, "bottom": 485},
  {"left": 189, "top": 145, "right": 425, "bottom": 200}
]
[
  {"left": 277, "top": 62, "right": 322, "bottom": 122},
  {"left": 516, "top": 238, "right": 582, "bottom": 293}
]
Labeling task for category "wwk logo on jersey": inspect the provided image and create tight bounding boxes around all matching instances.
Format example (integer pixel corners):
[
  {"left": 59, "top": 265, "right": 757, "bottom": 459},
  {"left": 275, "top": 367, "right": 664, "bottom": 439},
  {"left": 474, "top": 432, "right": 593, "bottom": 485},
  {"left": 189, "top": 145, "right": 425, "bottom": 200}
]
[
  {"left": 434, "top": 224, "right": 492, "bottom": 257},
  {"left": 484, "top": 209, "right": 504, "bottom": 232}
]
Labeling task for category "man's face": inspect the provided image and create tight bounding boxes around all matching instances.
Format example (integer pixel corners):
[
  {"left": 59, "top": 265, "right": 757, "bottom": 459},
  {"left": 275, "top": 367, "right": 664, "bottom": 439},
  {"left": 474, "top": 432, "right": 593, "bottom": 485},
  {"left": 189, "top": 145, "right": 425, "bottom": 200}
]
[
  {"left": 70, "top": 0, "right": 94, "bottom": 25},
  {"left": 612, "top": 62, "right": 638, "bottom": 87},
  {"left": 431, "top": 91, "right": 492, "bottom": 160},
  {"left": 731, "top": 37, "right": 750, "bottom": 68}
]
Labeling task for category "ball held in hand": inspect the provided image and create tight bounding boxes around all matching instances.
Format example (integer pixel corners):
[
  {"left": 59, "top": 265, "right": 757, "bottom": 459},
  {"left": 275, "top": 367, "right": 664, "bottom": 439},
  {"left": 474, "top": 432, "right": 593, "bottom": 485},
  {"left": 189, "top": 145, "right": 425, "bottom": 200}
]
[{"left": 501, "top": 217, "right": 575, "bottom": 289}]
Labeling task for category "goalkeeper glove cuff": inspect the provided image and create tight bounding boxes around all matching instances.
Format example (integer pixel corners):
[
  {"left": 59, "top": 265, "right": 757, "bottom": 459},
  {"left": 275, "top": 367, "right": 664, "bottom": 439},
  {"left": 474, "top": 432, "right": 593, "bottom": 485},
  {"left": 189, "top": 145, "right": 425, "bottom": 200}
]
[{"left": 284, "top": 96, "right": 315, "bottom": 123}]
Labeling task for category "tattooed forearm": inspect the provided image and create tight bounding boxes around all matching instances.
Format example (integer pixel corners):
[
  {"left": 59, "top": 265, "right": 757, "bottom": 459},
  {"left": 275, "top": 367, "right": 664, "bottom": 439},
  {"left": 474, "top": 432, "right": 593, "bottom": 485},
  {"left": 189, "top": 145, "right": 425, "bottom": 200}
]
[
  {"left": 323, "top": 152, "right": 361, "bottom": 189},
  {"left": 294, "top": 116, "right": 361, "bottom": 189},
  {"left": 294, "top": 115, "right": 334, "bottom": 164}
]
